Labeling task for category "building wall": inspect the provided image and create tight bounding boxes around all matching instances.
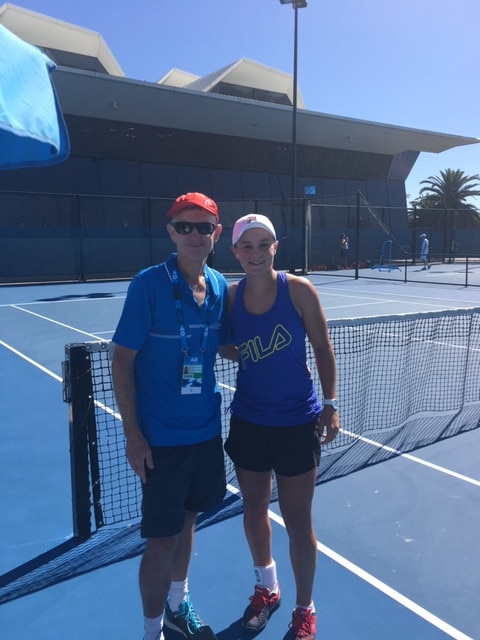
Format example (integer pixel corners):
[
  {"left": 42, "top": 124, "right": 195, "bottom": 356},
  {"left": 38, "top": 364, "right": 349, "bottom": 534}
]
[
  {"left": 0, "top": 100, "right": 410, "bottom": 282},
  {"left": 0, "top": 153, "right": 405, "bottom": 206}
]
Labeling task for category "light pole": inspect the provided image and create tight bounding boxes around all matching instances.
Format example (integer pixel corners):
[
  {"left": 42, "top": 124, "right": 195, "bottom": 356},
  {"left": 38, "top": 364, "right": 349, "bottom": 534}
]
[
  {"left": 279, "top": 0, "right": 307, "bottom": 210},
  {"left": 279, "top": 0, "right": 307, "bottom": 272}
]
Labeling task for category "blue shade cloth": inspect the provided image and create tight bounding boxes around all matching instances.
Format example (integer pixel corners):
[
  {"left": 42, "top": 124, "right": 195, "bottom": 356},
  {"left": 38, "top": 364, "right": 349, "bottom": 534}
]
[{"left": 0, "top": 24, "right": 70, "bottom": 170}]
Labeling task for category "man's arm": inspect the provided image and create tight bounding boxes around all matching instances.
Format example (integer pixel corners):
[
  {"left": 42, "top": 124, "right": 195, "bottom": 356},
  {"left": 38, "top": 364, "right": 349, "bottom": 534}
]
[{"left": 111, "top": 344, "right": 153, "bottom": 483}]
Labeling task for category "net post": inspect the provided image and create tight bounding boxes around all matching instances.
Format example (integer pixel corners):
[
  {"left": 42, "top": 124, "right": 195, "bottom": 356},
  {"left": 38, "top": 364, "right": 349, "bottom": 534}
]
[{"left": 63, "top": 344, "right": 94, "bottom": 540}]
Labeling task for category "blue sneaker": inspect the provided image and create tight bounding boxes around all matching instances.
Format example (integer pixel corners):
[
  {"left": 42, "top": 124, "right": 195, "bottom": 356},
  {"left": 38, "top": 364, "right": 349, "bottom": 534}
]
[{"left": 164, "top": 594, "right": 216, "bottom": 639}]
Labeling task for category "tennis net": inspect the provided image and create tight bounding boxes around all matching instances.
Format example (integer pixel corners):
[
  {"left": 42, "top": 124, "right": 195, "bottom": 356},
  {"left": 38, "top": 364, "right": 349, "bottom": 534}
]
[
  {"left": 2, "top": 306, "right": 479, "bottom": 605},
  {"left": 61, "top": 306, "right": 480, "bottom": 539}
]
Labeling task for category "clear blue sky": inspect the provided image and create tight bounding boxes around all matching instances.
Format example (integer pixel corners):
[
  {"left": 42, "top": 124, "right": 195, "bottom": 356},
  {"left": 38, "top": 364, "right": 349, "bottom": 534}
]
[{"left": 12, "top": 0, "right": 480, "bottom": 203}]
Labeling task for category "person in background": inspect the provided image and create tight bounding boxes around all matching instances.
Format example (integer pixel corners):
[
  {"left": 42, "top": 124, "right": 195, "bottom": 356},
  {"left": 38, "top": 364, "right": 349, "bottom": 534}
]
[
  {"left": 339, "top": 233, "right": 349, "bottom": 269},
  {"left": 112, "top": 192, "right": 230, "bottom": 640},
  {"left": 219, "top": 214, "right": 339, "bottom": 640},
  {"left": 419, "top": 233, "right": 430, "bottom": 270}
]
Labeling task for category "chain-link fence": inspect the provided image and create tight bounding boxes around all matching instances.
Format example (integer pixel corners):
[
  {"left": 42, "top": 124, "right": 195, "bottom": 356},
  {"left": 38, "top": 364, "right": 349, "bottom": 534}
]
[{"left": 1, "top": 190, "right": 479, "bottom": 285}]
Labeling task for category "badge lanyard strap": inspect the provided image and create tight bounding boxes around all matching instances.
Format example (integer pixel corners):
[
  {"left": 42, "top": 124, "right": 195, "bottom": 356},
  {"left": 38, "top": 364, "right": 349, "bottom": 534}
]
[{"left": 172, "top": 269, "right": 212, "bottom": 356}]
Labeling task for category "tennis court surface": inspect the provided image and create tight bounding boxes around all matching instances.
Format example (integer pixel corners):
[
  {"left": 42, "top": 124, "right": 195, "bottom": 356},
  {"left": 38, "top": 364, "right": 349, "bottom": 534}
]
[{"left": 1, "top": 276, "right": 479, "bottom": 640}]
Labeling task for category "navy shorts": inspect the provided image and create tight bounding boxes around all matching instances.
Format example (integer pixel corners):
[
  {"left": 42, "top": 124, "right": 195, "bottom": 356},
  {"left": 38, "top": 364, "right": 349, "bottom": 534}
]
[
  {"left": 141, "top": 434, "right": 226, "bottom": 538},
  {"left": 225, "top": 415, "right": 321, "bottom": 477}
]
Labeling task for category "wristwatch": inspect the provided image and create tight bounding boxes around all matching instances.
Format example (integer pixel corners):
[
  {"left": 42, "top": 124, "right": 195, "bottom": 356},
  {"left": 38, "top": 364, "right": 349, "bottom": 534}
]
[{"left": 323, "top": 399, "right": 338, "bottom": 411}]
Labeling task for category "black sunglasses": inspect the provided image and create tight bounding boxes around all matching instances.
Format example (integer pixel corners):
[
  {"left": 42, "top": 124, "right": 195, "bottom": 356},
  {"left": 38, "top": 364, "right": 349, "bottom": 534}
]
[{"left": 171, "top": 221, "right": 217, "bottom": 236}]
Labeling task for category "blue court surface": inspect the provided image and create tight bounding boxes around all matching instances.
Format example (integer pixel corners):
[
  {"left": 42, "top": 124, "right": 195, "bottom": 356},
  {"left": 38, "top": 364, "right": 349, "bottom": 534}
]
[{"left": 1, "top": 276, "right": 479, "bottom": 640}]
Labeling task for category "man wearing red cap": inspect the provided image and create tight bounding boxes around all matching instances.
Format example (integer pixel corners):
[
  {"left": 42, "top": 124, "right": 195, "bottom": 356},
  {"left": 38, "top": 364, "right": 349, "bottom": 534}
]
[{"left": 112, "top": 193, "right": 229, "bottom": 640}]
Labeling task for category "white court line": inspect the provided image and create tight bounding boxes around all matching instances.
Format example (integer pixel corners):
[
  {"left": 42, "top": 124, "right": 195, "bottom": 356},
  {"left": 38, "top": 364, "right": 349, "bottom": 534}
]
[
  {"left": 0, "top": 295, "right": 125, "bottom": 308},
  {"left": 0, "top": 340, "right": 62, "bottom": 382},
  {"left": 320, "top": 292, "right": 476, "bottom": 312},
  {"left": 313, "top": 284, "right": 478, "bottom": 309},
  {"left": 342, "top": 429, "right": 480, "bottom": 487},
  {"left": 226, "top": 482, "right": 474, "bottom": 640},
  {"left": 10, "top": 304, "right": 104, "bottom": 340},
  {"left": 310, "top": 536, "right": 474, "bottom": 640},
  {"left": 322, "top": 299, "right": 399, "bottom": 311}
]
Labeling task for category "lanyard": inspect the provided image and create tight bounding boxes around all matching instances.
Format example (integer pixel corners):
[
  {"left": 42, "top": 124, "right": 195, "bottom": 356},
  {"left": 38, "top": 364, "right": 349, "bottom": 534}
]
[{"left": 171, "top": 267, "right": 212, "bottom": 356}]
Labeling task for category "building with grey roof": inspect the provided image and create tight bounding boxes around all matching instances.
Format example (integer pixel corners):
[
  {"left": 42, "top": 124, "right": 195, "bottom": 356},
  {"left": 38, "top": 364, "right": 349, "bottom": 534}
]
[{"left": 0, "top": 3, "right": 478, "bottom": 280}]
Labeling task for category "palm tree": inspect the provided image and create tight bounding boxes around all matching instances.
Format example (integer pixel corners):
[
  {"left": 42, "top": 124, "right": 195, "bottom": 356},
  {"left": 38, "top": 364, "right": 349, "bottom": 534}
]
[{"left": 411, "top": 169, "right": 480, "bottom": 229}]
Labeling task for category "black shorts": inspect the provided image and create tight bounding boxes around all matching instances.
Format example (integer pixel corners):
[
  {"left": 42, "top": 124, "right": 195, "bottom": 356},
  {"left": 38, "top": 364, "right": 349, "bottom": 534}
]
[
  {"left": 141, "top": 434, "right": 226, "bottom": 538},
  {"left": 225, "top": 415, "right": 321, "bottom": 477}
]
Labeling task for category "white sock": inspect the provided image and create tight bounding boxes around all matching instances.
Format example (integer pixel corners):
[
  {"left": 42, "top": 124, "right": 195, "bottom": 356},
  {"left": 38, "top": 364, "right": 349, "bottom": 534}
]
[
  {"left": 254, "top": 560, "right": 278, "bottom": 591},
  {"left": 143, "top": 614, "right": 163, "bottom": 640},
  {"left": 168, "top": 578, "right": 188, "bottom": 612},
  {"left": 296, "top": 601, "right": 315, "bottom": 613}
]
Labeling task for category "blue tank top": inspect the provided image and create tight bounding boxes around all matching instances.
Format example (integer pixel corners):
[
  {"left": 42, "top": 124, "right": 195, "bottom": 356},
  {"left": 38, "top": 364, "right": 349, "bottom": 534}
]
[{"left": 231, "top": 271, "right": 321, "bottom": 426}]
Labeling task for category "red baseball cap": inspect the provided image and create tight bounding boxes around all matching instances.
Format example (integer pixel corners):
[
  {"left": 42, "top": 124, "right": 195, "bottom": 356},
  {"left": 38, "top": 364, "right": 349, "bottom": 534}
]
[{"left": 166, "top": 192, "right": 218, "bottom": 220}]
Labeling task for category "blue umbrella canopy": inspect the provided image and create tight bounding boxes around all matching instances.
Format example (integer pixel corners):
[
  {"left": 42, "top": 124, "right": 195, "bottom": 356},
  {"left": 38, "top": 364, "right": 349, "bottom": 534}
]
[{"left": 0, "top": 24, "right": 69, "bottom": 170}]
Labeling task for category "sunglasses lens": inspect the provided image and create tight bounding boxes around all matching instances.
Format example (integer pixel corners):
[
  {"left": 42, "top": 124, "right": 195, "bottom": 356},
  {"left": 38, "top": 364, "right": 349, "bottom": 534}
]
[
  {"left": 173, "top": 222, "right": 192, "bottom": 234},
  {"left": 172, "top": 222, "right": 216, "bottom": 235},
  {"left": 197, "top": 223, "right": 216, "bottom": 235}
]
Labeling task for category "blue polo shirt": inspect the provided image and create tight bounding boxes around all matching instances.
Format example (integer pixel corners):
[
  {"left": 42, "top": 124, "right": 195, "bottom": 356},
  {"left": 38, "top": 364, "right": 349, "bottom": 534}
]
[{"left": 112, "top": 254, "right": 230, "bottom": 446}]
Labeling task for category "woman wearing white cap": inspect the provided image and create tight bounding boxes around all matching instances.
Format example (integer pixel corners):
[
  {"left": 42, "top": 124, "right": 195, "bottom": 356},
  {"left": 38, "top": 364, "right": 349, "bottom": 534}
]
[{"left": 219, "top": 214, "right": 339, "bottom": 640}]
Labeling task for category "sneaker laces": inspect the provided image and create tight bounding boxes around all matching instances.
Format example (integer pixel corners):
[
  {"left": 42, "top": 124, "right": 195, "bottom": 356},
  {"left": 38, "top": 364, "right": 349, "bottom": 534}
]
[
  {"left": 177, "top": 597, "right": 203, "bottom": 633},
  {"left": 248, "top": 586, "right": 270, "bottom": 614},
  {"left": 290, "top": 608, "right": 315, "bottom": 637}
]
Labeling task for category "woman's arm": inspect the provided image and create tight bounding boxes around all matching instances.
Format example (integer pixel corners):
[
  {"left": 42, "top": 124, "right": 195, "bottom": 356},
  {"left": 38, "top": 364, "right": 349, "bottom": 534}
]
[{"left": 288, "top": 275, "right": 339, "bottom": 443}]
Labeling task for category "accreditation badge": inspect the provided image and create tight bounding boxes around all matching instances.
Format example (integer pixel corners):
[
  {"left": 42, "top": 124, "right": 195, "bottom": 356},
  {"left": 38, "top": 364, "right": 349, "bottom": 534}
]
[{"left": 181, "top": 355, "right": 204, "bottom": 394}]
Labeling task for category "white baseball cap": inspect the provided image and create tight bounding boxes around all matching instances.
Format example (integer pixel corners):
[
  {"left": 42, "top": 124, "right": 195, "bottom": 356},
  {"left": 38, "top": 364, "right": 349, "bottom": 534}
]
[
  {"left": 420, "top": 233, "right": 427, "bottom": 238},
  {"left": 232, "top": 214, "right": 277, "bottom": 245}
]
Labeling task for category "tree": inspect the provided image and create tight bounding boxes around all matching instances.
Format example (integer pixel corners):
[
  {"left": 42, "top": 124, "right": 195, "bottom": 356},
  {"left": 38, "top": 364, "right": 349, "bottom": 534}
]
[{"left": 411, "top": 169, "right": 480, "bottom": 229}]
